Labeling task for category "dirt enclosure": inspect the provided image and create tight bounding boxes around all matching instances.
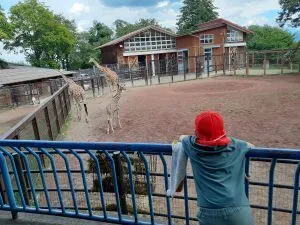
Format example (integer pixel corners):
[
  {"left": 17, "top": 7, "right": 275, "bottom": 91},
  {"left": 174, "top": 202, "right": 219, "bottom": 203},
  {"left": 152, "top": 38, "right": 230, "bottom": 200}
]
[
  {"left": 40, "top": 74, "right": 300, "bottom": 225},
  {"left": 64, "top": 74, "right": 300, "bottom": 149}
]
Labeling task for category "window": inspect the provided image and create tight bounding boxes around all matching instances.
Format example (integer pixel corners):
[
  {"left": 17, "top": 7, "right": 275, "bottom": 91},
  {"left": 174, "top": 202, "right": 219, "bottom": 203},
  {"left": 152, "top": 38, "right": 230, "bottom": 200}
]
[
  {"left": 124, "top": 30, "right": 176, "bottom": 52},
  {"left": 227, "top": 27, "right": 243, "bottom": 42},
  {"left": 200, "top": 34, "right": 214, "bottom": 44}
]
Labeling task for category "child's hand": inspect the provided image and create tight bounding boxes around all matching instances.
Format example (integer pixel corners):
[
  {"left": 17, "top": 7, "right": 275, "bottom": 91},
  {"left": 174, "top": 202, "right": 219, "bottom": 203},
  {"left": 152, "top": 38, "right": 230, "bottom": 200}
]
[{"left": 247, "top": 142, "right": 255, "bottom": 148}]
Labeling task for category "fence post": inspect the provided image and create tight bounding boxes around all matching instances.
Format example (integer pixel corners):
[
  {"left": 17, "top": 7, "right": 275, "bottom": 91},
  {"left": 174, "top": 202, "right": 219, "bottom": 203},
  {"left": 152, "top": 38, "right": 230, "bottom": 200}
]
[
  {"left": 12, "top": 154, "right": 30, "bottom": 205},
  {"left": 32, "top": 117, "right": 45, "bottom": 166},
  {"left": 130, "top": 69, "right": 134, "bottom": 87},
  {"left": 246, "top": 52, "right": 249, "bottom": 77},
  {"left": 158, "top": 71, "right": 161, "bottom": 84},
  {"left": 263, "top": 53, "right": 266, "bottom": 76},
  {"left": 44, "top": 106, "right": 53, "bottom": 140},
  {"left": 0, "top": 153, "right": 18, "bottom": 220},
  {"left": 234, "top": 53, "right": 237, "bottom": 76},
  {"left": 80, "top": 78, "right": 84, "bottom": 89},
  {"left": 206, "top": 57, "right": 210, "bottom": 77},
  {"left": 91, "top": 78, "right": 95, "bottom": 98},
  {"left": 183, "top": 58, "right": 186, "bottom": 81},
  {"left": 52, "top": 99, "right": 60, "bottom": 134},
  {"left": 223, "top": 53, "right": 226, "bottom": 75},
  {"left": 100, "top": 76, "right": 105, "bottom": 95},
  {"left": 49, "top": 80, "right": 54, "bottom": 95},
  {"left": 214, "top": 56, "right": 217, "bottom": 75},
  {"left": 252, "top": 52, "right": 255, "bottom": 67},
  {"left": 113, "top": 151, "right": 128, "bottom": 214},
  {"left": 145, "top": 63, "right": 149, "bottom": 86},
  {"left": 281, "top": 57, "right": 284, "bottom": 75},
  {"left": 96, "top": 76, "right": 100, "bottom": 94},
  {"left": 62, "top": 89, "right": 69, "bottom": 116}
]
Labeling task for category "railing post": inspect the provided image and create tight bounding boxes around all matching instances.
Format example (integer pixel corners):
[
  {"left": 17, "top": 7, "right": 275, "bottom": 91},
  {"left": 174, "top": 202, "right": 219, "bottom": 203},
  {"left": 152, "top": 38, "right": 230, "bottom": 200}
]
[
  {"left": 12, "top": 153, "right": 30, "bottom": 205},
  {"left": 113, "top": 151, "right": 128, "bottom": 214},
  {"left": 0, "top": 153, "right": 18, "bottom": 220},
  {"left": 223, "top": 53, "right": 226, "bottom": 75},
  {"left": 100, "top": 76, "right": 105, "bottom": 95}
]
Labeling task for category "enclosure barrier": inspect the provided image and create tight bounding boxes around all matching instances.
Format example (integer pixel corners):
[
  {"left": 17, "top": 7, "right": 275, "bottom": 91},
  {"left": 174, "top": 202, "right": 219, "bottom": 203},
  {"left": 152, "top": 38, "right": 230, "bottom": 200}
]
[
  {"left": 0, "top": 84, "right": 71, "bottom": 140},
  {"left": 0, "top": 140, "right": 299, "bottom": 225}
]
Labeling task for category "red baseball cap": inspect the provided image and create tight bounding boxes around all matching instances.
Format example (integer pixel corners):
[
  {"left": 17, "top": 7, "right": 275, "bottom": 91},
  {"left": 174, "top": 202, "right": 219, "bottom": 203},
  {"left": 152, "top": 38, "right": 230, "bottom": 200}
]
[{"left": 194, "top": 111, "right": 231, "bottom": 146}]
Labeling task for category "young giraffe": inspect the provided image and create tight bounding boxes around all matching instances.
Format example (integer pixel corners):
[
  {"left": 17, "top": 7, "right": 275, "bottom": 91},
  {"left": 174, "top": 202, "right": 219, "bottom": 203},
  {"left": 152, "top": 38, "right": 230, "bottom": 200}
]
[
  {"left": 88, "top": 58, "right": 119, "bottom": 93},
  {"left": 106, "top": 83, "right": 126, "bottom": 134},
  {"left": 58, "top": 71, "right": 89, "bottom": 123}
]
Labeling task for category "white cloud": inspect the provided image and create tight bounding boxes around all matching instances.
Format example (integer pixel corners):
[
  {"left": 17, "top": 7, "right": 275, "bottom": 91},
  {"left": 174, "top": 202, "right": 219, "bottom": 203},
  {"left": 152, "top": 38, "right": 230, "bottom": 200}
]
[
  {"left": 156, "top": 1, "right": 170, "bottom": 8},
  {"left": 69, "top": 2, "right": 90, "bottom": 15}
]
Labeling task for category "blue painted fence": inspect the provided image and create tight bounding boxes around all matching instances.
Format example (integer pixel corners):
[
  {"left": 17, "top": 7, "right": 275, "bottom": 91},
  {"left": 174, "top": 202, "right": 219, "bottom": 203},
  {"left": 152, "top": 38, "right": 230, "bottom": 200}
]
[{"left": 0, "top": 140, "right": 299, "bottom": 225}]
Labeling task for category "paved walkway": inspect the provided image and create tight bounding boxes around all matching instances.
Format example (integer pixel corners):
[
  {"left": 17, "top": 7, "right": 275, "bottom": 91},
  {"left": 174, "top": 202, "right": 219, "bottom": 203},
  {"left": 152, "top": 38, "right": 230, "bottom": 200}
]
[{"left": 0, "top": 211, "right": 114, "bottom": 225}]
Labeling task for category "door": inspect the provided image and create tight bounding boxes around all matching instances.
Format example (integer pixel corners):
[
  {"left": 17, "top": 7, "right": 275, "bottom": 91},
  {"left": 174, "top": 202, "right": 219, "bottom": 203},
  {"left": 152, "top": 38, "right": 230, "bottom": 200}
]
[
  {"left": 204, "top": 48, "right": 213, "bottom": 73},
  {"left": 177, "top": 50, "right": 189, "bottom": 73}
]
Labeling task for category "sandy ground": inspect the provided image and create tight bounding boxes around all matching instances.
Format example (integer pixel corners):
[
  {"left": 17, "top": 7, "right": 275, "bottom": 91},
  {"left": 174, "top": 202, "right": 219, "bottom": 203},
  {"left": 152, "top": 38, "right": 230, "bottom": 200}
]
[
  {"left": 55, "top": 75, "right": 300, "bottom": 225},
  {"left": 64, "top": 75, "right": 300, "bottom": 149}
]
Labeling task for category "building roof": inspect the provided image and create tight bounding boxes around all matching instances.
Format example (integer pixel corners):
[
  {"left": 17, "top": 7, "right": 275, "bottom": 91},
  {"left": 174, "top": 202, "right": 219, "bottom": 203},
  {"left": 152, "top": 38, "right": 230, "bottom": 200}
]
[
  {"left": 0, "top": 64, "right": 74, "bottom": 86},
  {"left": 96, "top": 25, "right": 176, "bottom": 49},
  {"left": 193, "top": 18, "right": 253, "bottom": 34}
]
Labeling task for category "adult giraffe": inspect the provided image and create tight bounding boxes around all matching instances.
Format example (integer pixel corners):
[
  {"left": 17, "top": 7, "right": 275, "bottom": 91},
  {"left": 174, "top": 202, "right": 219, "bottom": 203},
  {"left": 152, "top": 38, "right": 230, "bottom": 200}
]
[{"left": 88, "top": 58, "right": 119, "bottom": 93}]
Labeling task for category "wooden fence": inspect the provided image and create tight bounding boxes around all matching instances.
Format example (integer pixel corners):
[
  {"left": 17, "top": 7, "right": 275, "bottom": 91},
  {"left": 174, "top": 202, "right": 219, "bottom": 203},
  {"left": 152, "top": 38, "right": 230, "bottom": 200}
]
[{"left": 0, "top": 84, "right": 71, "bottom": 140}]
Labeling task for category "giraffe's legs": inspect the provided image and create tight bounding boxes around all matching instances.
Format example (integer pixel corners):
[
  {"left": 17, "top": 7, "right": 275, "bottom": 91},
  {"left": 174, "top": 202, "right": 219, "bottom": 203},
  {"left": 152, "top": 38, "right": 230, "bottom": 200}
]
[
  {"left": 117, "top": 110, "right": 122, "bottom": 128},
  {"left": 77, "top": 101, "right": 82, "bottom": 121}
]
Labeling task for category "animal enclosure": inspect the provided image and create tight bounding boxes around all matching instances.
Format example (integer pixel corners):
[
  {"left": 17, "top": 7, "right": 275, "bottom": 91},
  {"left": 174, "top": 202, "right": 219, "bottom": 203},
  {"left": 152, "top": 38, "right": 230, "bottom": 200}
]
[{"left": 62, "top": 74, "right": 300, "bottom": 224}]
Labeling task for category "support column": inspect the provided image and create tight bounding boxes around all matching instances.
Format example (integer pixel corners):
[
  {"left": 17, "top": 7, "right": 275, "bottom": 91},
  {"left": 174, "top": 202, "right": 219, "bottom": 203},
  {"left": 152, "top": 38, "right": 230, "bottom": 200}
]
[{"left": 151, "top": 54, "right": 155, "bottom": 76}]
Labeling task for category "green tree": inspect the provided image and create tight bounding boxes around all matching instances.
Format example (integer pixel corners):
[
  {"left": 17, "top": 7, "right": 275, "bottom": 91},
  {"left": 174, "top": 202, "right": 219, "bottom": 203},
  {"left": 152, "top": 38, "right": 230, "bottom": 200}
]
[
  {"left": 68, "top": 21, "right": 113, "bottom": 70},
  {"left": 277, "top": 0, "right": 300, "bottom": 27},
  {"left": 5, "top": 0, "right": 76, "bottom": 69},
  {"left": 247, "top": 25, "right": 295, "bottom": 50},
  {"left": 88, "top": 20, "right": 113, "bottom": 45},
  {"left": 0, "top": 5, "right": 11, "bottom": 40},
  {"left": 114, "top": 18, "right": 160, "bottom": 38},
  {"left": 177, "top": 0, "right": 219, "bottom": 34}
]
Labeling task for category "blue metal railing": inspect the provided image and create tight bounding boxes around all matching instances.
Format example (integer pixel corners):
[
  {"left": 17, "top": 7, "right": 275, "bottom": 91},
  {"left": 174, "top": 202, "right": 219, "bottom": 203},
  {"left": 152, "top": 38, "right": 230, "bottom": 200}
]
[{"left": 0, "top": 140, "right": 299, "bottom": 225}]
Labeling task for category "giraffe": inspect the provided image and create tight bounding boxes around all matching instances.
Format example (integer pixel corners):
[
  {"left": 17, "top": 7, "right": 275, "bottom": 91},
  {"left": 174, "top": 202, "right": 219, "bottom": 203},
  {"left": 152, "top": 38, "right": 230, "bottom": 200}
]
[
  {"left": 106, "top": 83, "right": 126, "bottom": 134},
  {"left": 58, "top": 71, "right": 89, "bottom": 123},
  {"left": 88, "top": 58, "right": 119, "bottom": 93}
]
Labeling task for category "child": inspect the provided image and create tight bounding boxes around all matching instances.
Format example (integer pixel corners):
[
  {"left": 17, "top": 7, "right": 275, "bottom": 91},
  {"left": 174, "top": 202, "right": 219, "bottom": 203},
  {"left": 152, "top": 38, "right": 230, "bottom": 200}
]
[{"left": 168, "top": 111, "right": 254, "bottom": 225}]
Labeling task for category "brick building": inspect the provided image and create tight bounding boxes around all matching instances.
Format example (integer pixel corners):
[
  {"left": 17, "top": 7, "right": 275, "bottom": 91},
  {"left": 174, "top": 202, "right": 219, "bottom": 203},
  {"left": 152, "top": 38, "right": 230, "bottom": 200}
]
[{"left": 97, "top": 18, "right": 253, "bottom": 73}]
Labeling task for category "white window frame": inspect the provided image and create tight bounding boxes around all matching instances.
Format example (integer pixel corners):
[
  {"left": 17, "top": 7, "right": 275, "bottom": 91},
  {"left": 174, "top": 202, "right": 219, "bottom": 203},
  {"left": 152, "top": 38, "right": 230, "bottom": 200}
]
[
  {"left": 227, "top": 27, "right": 243, "bottom": 43},
  {"left": 124, "top": 30, "right": 176, "bottom": 53},
  {"left": 200, "top": 34, "right": 214, "bottom": 44}
]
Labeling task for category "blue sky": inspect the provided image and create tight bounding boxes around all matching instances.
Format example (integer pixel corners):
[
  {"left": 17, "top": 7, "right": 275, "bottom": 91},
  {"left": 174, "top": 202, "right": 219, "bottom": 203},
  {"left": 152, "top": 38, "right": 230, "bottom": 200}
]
[{"left": 1, "top": 0, "right": 299, "bottom": 63}]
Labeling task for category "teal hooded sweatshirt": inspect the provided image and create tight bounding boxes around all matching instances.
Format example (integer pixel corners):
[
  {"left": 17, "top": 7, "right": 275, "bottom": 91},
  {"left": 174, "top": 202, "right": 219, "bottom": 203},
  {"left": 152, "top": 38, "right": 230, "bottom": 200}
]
[{"left": 181, "top": 135, "right": 250, "bottom": 209}]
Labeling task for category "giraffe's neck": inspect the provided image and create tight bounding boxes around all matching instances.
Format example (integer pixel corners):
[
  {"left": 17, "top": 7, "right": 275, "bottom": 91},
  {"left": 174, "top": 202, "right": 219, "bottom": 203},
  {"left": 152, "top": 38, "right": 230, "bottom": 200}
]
[
  {"left": 91, "top": 59, "right": 106, "bottom": 71},
  {"left": 112, "top": 89, "right": 122, "bottom": 104}
]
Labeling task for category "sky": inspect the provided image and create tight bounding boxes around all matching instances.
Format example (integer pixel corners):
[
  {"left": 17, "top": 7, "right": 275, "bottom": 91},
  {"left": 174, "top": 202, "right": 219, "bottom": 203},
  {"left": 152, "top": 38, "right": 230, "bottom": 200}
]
[{"left": 0, "top": 0, "right": 299, "bottom": 63}]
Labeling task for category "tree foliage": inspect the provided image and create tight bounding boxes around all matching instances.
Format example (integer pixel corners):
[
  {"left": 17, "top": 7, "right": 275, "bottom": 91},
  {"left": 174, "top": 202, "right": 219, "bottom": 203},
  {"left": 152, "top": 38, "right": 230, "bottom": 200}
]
[
  {"left": 247, "top": 25, "right": 295, "bottom": 50},
  {"left": 177, "top": 0, "right": 219, "bottom": 34},
  {"left": 277, "top": 0, "right": 300, "bottom": 27},
  {"left": 4, "top": 0, "right": 76, "bottom": 69},
  {"left": 68, "top": 21, "right": 113, "bottom": 70},
  {"left": 0, "top": 5, "right": 11, "bottom": 40},
  {"left": 114, "top": 18, "right": 160, "bottom": 38}
]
